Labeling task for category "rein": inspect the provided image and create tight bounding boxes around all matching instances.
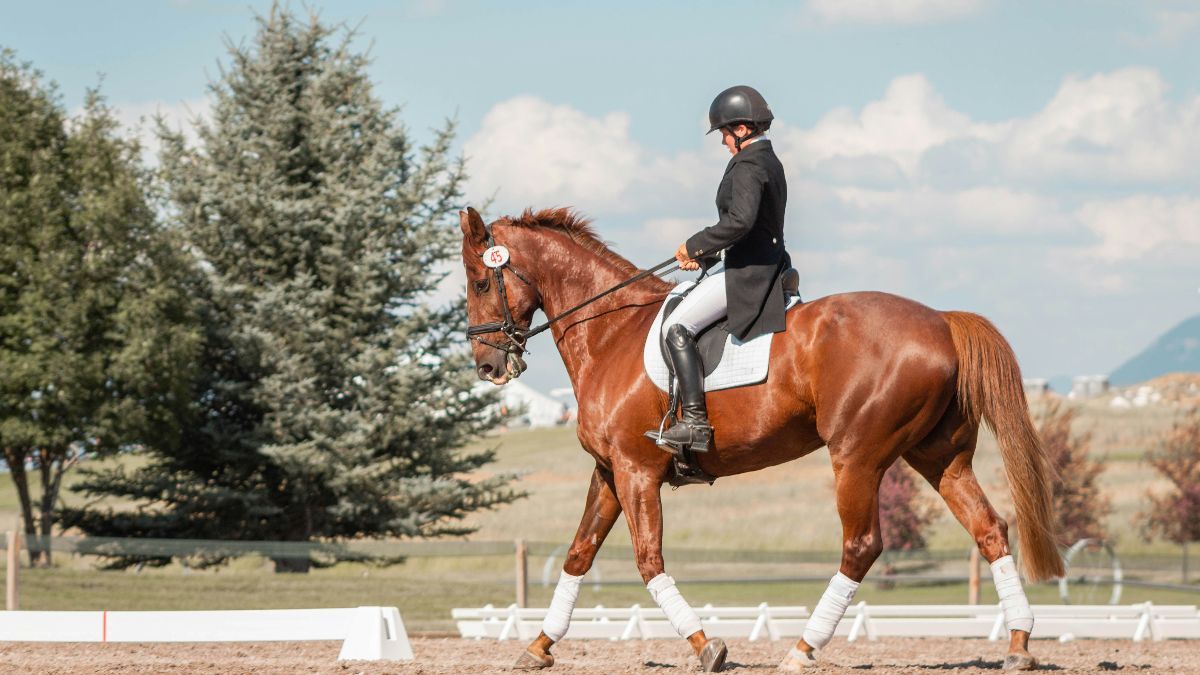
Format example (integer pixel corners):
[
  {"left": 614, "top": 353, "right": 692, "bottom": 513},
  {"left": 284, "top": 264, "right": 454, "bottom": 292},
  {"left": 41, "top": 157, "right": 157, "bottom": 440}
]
[{"left": 466, "top": 225, "right": 678, "bottom": 367}]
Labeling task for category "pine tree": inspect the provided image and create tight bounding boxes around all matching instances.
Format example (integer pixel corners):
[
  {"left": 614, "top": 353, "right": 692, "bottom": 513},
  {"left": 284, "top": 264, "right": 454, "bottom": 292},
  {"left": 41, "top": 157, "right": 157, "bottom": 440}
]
[
  {"left": 1037, "top": 400, "right": 1109, "bottom": 547},
  {"left": 0, "top": 51, "right": 199, "bottom": 565},
  {"left": 62, "top": 8, "right": 520, "bottom": 571}
]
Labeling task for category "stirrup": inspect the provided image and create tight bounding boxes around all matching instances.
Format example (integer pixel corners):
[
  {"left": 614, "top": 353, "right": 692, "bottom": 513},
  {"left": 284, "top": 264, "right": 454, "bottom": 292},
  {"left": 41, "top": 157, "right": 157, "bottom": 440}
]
[{"left": 648, "top": 420, "right": 713, "bottom": 454}]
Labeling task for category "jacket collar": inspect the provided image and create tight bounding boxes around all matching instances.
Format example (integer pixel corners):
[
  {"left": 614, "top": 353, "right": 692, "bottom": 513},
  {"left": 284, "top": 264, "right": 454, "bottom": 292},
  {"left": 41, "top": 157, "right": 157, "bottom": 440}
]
[{"left": 726, "top": 138, "right": 771, "bottom": 168}]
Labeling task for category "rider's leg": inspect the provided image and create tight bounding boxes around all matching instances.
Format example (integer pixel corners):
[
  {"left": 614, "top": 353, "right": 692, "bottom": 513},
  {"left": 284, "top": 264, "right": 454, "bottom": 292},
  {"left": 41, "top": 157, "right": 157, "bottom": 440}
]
[{"left": 653, "top": 273, "right": 727, "bottom": 453}]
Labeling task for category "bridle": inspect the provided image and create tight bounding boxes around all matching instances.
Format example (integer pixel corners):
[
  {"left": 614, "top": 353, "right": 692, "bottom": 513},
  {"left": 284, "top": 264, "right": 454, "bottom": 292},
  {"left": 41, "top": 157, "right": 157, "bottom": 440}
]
[
  {"left": 466, "top": 224, "right": 678, "bottom": 379},
  {"left": 465, "top": 226, "right": 539, "bottom": 361}
]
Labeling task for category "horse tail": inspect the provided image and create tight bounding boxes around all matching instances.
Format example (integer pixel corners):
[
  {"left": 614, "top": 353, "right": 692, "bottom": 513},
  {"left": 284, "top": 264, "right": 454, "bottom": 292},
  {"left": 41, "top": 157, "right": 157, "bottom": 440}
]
[{"left": 942, "top": 311, "right": 1064, "bottom": 582}]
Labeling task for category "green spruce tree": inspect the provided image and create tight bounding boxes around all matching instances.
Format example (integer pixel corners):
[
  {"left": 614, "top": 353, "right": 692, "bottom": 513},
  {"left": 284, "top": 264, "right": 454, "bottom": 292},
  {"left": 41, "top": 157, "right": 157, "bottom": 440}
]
[
  {"left": 63, "top": 8, "right": 520, "bottom": 571},
  {"left": 0, "top": 51, "right": 199, "bottom": 565}
]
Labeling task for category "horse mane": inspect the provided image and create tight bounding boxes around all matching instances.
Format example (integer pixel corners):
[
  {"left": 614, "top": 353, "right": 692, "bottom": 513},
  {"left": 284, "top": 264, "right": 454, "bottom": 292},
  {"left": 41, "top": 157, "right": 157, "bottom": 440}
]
[{"left": 501, "top": 208, "right": 670, "bottom": 290}]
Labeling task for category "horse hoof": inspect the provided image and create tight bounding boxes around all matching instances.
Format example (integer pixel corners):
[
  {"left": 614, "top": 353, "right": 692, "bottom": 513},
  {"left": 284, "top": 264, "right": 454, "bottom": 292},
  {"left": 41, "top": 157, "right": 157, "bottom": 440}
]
[
  {"left": 778, "top": 646, "right": 819, "bottom": 671},
  {"left": 513, "top": 648, "right": 554, "bottom": 670},
  {"left": 700, "top": 637, "right": 727, "bottom": 672},
  {"left": 1003, "top": 653, "right": 1038, "bottom": 671}
]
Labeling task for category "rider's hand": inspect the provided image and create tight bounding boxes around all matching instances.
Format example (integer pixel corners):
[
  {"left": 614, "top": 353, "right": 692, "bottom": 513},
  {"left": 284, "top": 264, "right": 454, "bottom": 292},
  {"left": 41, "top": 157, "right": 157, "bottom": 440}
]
[{"left": 675, "top": 242, "right": 700, "bottom": 271}]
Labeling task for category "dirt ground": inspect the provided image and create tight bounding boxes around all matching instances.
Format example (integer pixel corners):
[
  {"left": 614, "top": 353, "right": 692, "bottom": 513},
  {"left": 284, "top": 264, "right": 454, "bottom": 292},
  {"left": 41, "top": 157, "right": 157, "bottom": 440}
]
[{"left": 0, "top": 637, "right": 1196, "bottom": 674}]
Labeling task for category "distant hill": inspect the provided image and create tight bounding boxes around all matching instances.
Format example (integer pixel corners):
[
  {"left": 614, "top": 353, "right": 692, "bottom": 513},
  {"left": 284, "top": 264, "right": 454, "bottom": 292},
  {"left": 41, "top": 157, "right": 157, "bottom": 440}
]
[{"left": 1111, "top": 314, "right": 1200, "bottom": 386}]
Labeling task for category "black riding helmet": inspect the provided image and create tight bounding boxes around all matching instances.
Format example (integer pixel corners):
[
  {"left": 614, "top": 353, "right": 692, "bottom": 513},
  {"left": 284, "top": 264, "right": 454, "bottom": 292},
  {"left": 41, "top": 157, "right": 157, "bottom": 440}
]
[{"left": 708, "top": 85, "right": 774, "bottom": 150}]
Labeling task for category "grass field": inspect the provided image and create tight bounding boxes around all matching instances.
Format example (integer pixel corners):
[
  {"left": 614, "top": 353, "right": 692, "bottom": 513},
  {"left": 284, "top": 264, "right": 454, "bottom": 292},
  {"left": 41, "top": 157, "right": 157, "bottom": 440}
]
[{"left": 1, "top": 396, "right": 1198, "bottom": 630}]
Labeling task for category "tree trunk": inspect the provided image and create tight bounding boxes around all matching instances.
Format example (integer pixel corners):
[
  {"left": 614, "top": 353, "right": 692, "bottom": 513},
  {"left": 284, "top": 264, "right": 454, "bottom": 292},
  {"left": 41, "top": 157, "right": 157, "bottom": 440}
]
[
  {"left": 271, "top": 493, "right": 313, "bottom": 573},
  {"left": 2, "top": 447, "right": 40, "bottom": 567},
  {"left": 36, "top": 450, "right": 64, "bottom": 568},
  {"left": 34, "top": 449, "right": 58, "bottom": 564},
  {"left": 272, "top": 556, "right": 312, "bottom": 573}
]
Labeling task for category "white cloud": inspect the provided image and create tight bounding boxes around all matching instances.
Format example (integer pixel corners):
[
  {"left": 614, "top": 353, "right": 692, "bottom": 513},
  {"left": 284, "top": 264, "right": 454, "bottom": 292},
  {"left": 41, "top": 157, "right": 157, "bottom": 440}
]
[
  {"left": 781, "top": 75, "right": 994, "bottom": 179},
  {"left": 640, "top": 217, "right": 710, "bottom": 251},
  {"left": 1005, "top": 68, "right": 1200, "bottom": 184},
  {"left": 464, "top": 96, "right": 642, "bottom": 214},
  {"left": 1078, "top": 195, "right": 1200, "bottom": 261},
  {"left": 807, "top": 0, "right": 987, "bottom": 25},
  {"left": 775, "top": 69, "right": 1200, "bottom": 189},
  {"left": 109, "top": 97, "right": 212, "bottom": 165},
  {"left": 465, "top": 67, "right": 1200, "bottom": 309}
]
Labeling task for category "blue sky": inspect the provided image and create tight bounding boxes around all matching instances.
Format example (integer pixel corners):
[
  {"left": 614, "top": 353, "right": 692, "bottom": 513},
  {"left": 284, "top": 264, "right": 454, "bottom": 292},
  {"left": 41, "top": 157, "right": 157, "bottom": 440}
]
[{"left": 3, "top": 0, "right": 1198, "bottom": 396}]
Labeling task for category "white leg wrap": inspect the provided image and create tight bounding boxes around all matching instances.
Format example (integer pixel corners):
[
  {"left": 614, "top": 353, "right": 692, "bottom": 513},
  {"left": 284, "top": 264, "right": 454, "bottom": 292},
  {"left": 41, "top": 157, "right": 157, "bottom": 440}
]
[
  {"left": 991, "top": 554, "right": 1034, "bottom": 633},
  {"left": 647, "top": 573, "right": 703, "bottom": 638},
  {"left": 541, "top": 570, "right": 584, "bottom": 642},
  {"left": 802, "top": 572, "right": 860, "bottom": 649}
]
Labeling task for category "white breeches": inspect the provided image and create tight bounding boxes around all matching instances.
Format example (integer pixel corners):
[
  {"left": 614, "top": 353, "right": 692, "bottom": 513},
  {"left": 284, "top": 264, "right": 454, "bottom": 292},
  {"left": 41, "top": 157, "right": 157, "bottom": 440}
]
[{"left": 662, "top": 271, "right": 727, "bottom": 336}]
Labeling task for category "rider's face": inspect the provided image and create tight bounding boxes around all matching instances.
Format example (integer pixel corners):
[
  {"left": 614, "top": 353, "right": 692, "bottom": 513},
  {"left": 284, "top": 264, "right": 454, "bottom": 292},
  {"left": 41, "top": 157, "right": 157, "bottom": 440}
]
[{"left": 720, "top": 124, "right": 751, "bottom": 155}]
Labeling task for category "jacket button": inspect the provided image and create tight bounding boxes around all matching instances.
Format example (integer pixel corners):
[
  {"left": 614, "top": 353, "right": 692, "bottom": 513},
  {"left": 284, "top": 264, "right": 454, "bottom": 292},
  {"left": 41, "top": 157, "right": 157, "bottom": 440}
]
[{"left": 772, "top": 238, "right": 777, "bottom": 244}]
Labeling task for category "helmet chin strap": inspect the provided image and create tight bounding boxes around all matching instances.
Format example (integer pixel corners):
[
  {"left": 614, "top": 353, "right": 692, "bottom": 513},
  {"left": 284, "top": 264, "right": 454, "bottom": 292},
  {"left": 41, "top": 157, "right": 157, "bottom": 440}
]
[{"left": 728, "top": 124, "right": 759, "bottom": 151}]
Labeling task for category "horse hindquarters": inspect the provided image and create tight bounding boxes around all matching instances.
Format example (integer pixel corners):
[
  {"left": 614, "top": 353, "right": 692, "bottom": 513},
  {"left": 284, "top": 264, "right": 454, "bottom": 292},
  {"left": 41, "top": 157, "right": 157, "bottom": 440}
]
[{"left": 942, "top": 311, "right": 1064, "bottom": 582}]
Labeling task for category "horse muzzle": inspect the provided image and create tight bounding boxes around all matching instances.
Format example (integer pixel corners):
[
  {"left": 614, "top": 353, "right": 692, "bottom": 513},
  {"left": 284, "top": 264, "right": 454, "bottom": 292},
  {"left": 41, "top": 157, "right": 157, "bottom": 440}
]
[{"left": 477, "top": 352, "right": 527, "bottom": 384}]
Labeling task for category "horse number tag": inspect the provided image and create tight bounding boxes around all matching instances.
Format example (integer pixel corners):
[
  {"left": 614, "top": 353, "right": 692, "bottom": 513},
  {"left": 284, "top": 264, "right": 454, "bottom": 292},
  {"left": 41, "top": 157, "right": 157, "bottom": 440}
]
[{"left": 482, "top": 245, "right": 510, "bottom": 268}]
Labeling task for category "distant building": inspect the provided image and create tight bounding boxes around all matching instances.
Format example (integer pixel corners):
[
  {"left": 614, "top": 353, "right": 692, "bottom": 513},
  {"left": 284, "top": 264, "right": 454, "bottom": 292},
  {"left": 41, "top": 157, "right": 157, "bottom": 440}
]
[
  {"left": 1069, "top": 375, "right": 1109, "bottom": 400},
  {"left": 1023, "top": 378, "right": 1050, "bottom": 397}
]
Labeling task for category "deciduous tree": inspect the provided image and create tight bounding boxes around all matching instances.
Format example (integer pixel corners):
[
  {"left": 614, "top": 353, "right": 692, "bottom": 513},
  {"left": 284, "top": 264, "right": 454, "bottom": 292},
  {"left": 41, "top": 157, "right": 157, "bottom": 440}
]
[
  {"left": 0, "top": 51, "right": 198, "bottom": 565},
  {"left": 1140, "top": 410, "right": 1200, "bottom": 550},
  {"left": 1038, "top": 400, "right": 1110, "bottom": 547},
  {"left": 879, "top": 462, "right": 938, "bottom": 552}
]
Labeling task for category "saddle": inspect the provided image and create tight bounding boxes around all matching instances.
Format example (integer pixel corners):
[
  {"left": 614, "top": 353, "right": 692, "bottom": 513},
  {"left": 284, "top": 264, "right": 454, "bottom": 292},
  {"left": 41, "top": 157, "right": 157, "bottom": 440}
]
[{"left": 652, "top": 268, "right": 802, "bottom": 488}]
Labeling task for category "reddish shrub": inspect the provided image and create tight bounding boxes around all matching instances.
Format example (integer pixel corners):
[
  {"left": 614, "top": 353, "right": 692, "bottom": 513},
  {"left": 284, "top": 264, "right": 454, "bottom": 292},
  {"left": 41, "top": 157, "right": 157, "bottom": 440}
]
[
  {"left": 1038, "top": 400, "right": 1110, "bottom": 547},
  {"left": 1141, "top": 410, "right": 1200, "bottom": 545}
]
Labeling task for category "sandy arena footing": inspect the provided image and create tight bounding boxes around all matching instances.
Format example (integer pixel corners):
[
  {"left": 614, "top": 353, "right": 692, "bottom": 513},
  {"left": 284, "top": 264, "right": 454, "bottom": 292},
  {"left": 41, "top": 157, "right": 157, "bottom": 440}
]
[{"left": 0, "top": 636, "right": 1194, "bottom": 673}]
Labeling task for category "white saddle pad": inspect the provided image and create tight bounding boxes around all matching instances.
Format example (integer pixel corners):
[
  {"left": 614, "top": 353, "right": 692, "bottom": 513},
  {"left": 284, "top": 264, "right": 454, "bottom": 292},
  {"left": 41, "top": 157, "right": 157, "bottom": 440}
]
[{"left": 643, "top": 281, "right": 801, "bottom": 393}]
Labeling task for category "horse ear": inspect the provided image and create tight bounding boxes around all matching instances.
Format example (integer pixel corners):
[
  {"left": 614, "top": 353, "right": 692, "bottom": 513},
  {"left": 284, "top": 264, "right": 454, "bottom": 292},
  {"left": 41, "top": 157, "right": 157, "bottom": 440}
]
[{"left": 459, "top": 207, "right": 488, "bottom": 249}]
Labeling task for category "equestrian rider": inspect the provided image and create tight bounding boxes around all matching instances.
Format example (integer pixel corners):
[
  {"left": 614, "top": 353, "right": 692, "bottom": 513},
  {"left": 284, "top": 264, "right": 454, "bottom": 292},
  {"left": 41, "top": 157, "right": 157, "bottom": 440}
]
[{"left": 650, "top": 85, "right": 791, "bottom": 455}]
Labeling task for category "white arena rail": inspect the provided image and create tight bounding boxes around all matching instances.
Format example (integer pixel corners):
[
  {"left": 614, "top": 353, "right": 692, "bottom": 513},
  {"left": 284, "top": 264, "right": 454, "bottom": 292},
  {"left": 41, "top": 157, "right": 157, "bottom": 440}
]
[
  {"left": 0, "top": 606, "right": 412, "bottom": 661},
  {"left": 452, "top": 602, "right": 1200, "bottom": 643}
]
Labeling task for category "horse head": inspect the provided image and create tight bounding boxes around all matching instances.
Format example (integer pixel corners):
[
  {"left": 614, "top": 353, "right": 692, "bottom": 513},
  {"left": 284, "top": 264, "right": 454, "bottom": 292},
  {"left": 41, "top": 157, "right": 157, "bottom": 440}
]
[{"left": 459, "top": 207, "right": 541, "bottom": 385}]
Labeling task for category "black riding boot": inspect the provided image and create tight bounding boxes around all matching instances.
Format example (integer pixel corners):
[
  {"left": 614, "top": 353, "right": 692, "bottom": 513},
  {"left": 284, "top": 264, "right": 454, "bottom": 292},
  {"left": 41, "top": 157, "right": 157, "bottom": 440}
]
[{"left": 653, "top": 324, "right": 713, "bottom": 454}]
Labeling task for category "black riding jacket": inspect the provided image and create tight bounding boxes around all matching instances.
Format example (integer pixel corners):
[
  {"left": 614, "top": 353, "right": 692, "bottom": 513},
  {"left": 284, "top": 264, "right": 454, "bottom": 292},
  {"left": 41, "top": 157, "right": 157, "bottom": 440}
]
[{"left": 685, "top": 139, "right": 790, "bottom": 341}]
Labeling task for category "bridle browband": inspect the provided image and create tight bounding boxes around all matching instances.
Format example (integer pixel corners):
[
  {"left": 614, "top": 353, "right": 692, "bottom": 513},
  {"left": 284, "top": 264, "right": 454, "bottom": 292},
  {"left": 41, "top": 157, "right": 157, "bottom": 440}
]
[{"left": 466, "top": 224, "right": 678, "bottom": 376}]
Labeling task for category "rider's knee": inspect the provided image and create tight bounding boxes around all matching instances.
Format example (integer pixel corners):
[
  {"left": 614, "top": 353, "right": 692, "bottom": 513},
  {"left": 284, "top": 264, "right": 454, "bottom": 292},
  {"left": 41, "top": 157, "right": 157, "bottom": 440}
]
[{"left": 664, "top": 323, "right": 695, "bottom": 348}]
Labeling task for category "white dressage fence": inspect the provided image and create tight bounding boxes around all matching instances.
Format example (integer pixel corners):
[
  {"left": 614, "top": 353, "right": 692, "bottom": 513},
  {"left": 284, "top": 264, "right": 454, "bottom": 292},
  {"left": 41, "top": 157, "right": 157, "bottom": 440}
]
[
  {"left": 0, "top": 606, "right": 413, "bottom": 661},
  {"left": 453, "top": 602, "right": 1200, "bottom": 643}
]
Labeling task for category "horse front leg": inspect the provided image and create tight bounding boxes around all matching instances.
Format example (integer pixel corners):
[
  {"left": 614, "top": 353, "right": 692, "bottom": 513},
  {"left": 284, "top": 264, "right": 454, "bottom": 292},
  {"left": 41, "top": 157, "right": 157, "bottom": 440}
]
[
  {"left": 616, "top": 469, "right": 727, "bottom": 673},
  {"left": 515, "top": 466, "right": 622, "bottom": 670}
]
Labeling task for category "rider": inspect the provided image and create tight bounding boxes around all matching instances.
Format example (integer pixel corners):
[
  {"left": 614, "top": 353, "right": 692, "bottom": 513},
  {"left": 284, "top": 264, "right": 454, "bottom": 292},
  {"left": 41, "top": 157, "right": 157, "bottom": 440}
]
[{"left": 650, "top": 85, "right": 791, "bottom": 455}]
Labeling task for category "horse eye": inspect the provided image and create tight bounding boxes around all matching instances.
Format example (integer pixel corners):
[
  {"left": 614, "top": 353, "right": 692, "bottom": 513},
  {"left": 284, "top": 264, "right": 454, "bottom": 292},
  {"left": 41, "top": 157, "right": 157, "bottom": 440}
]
[{"left": 472, "top": 278, "right": 490, "bottom": 295}]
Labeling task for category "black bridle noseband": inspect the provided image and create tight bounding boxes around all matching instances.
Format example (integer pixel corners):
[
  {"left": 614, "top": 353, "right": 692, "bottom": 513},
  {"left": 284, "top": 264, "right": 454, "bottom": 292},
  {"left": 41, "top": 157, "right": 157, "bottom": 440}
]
[{"left": 465, "top": 225, "right": 678, "bottom": 379}]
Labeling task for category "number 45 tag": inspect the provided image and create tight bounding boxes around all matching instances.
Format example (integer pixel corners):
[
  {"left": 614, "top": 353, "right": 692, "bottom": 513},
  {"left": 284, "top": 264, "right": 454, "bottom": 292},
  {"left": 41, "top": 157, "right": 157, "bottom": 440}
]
[{"left": 482, "top": 245, "right": 510, "bottom": 268}]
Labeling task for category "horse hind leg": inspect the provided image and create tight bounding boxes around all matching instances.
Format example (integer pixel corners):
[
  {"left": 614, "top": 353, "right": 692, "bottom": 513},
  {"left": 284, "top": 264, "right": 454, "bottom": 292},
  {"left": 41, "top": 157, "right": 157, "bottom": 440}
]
[
  {"left": 781, "top": 460, "right": 887, "bottom": 670},
  {"left": 903, "top": 409, "right": 1038, "bottom": 671},
  {"left": 515, "top": 467, "right": 622, "bottom": 670}
]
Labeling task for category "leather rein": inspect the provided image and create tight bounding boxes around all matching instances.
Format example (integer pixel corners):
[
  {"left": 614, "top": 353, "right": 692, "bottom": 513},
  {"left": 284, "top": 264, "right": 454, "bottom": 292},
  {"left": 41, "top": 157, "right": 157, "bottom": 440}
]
[{"left": 466, "top": 225, "right": 678, "bottom": 373}]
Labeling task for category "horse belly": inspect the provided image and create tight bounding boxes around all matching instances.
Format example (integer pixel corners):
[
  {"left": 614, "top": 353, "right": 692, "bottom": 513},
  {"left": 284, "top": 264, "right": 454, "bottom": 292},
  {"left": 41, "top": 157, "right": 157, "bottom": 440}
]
[{"left": 701, "top": 368, "right": 824, "bottom": 476}]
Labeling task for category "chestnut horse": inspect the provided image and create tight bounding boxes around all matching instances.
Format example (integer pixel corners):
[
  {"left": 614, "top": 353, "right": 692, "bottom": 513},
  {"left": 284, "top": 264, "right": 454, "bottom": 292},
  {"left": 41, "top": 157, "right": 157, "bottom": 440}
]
[{"left": 459, "top": 207, "right": 1062, "bottom": 672}]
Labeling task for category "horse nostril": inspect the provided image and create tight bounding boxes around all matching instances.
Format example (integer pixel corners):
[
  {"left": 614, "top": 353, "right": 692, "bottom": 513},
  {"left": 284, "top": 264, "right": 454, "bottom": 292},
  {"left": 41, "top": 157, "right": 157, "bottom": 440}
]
[{"left": 477, "top": 364, "right": 494, "bottom": 380}]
